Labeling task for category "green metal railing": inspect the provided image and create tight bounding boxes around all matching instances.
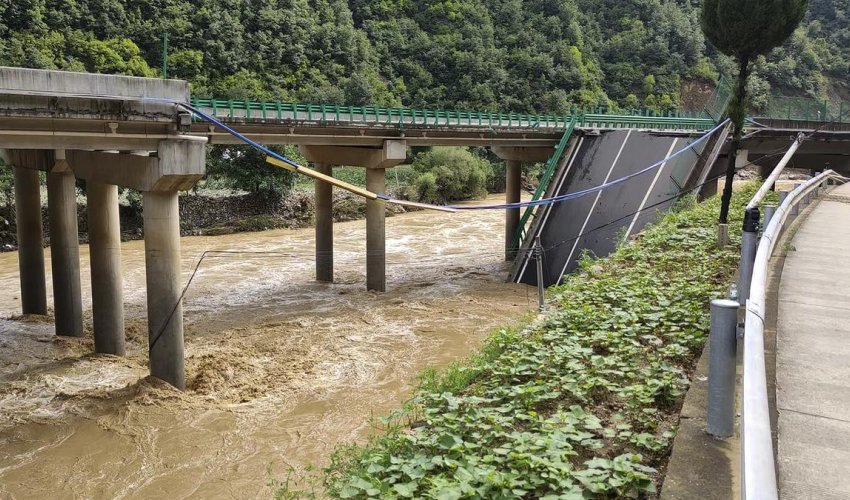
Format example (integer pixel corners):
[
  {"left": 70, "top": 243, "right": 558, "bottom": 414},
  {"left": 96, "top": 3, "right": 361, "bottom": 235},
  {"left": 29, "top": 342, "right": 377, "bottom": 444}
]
[
  {"left": 512, "top": 116, "right": 578, "bottom": 250},
  {"left": 190, "top": 97, "right": 716, "bottom": 132},
  {"left": 754, "top": 95, "right": 850, "bottom": 124},
  {"left": 705, "top": 75, "right": 733, "bottom": 121}
]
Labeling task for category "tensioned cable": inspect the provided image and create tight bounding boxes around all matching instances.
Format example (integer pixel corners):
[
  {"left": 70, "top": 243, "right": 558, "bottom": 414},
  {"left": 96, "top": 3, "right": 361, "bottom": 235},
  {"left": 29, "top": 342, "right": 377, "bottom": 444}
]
[{"left": 162, "top": 98, "right": 731, "bottom": 213}]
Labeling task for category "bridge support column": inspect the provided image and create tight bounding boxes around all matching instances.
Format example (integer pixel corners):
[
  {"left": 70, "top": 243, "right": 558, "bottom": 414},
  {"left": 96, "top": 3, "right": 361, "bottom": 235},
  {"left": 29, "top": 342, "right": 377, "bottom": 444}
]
[
  {"left": 299, "top": 141, "right": 406, "bottom": 292},
  {"left": 13, "top": 165, "right": 47, "bottom": 315},
  {"left": 48, "top": 158, "right": 83, "bottom": 337},
  {"left": 366, "top": 168, "right": 386, "bottom": 292},
  {"left": 491, "top": 147, "right": 550, "bottom": 261},
  {"left": 143, "top": 191, "right": 184, "bottom": 389},
  {"left": 315, "top": 163, "right": 334, "bottom": 283},
  {"left": 505, "top": 160, "right": 522, "bottom": 261},
  {"left": 88, "top": 181, "right": 125, "bottom": 355}
]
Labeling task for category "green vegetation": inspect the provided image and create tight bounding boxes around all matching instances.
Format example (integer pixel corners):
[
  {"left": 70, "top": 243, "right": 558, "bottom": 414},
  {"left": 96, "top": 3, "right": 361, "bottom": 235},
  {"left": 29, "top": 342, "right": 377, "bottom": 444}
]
[
  {"left": 406, "top": 148, "right": 494, "bottom": 205},
  {"left": 305, "top": 185, "right": 756, "bottom": 498},
  {"left": 0, "top": 1, "right": 844, "bottom": 116},
  {"left": 205, "top": 144, "right": 303, "bottom": 197},
  {"left": 701, "top": 0, "right": 808, "bottom": 224}
]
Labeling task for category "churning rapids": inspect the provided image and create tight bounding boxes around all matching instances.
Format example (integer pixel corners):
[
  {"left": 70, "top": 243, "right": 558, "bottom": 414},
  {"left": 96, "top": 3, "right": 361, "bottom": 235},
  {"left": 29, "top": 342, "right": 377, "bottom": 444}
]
[{"left": 0, "top": 195, "right": 531, "bottom": 498}]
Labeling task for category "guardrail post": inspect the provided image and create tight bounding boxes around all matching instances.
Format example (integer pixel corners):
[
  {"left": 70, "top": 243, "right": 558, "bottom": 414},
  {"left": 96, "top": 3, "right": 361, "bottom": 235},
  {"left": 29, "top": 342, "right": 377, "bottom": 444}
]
[
  {"left": 708, "top": 299, "right": 740, "bottom": 437},
  {"left": 763, "top": 205, "right": 777, "bottom": 230},
  {"left": 738, "top": 208, "right": 760, "bottom": 305},
  {"left": 778, "top": 190, "right": 790, "bottom": 206},
  {"left": 791, "top": 185, "right": 801, "bottom": 216}
]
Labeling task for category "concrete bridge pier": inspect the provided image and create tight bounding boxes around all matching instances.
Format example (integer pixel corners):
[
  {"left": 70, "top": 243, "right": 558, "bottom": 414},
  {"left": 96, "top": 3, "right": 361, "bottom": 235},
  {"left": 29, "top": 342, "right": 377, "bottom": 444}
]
[
  {"left": 492, "top": 147, "right": 551, "bottom": 261},
  {"left": 505, "top": 160, "right": 522, "bottom": 261},
  {"left": 143, "top": 190, "right": 184, "bottom": 388},
  {"left": 300, "top": 141, "right": 406, "bottom": 292},
  {"left": 314, "top": 163, "right": 334, "bottom": 283},
  {"left": 366, "top": 168, "right": 386, "bottom": 292},
  {"left": 67, "top": 138, "right": 205, "bottom": 388},
  {"left": 7, "top": 151, "right": 48, "bottom": 315},
  {"left": 87, "top": 181, "right": 125, "bottom": 355},
  {"left": 48, "top": 152, "right": 84, "bottom": 337}
]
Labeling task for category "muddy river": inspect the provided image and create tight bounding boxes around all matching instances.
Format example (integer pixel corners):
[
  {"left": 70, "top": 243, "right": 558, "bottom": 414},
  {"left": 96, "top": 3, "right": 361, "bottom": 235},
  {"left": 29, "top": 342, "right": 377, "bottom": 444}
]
[{"left": 0, "top": 195, "right": 532, "bottom": 498}]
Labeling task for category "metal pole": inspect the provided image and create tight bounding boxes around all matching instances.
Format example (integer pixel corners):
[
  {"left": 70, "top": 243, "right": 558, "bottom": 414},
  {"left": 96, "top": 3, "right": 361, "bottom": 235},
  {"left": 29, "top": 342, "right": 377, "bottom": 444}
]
[
  {"left": 534, "top": 236, "right": 545, "bottom": 312},
  {"left": 778, "top": 190, "right": 790, "bottom": 206},
  {"left": 162, "top": 32, "right": 169, "bottom": 79},
  {"left": 708, "top": 299, "right": 740, "bottom": 437},
  {"left": 763, "top": 205, "right": 777, "bottom": 230},
  {"left": 738, "top": 208, "right": 760, "bottom": 305},
  {"left": 746, "top": 132, "right": 805, "bottom": 211}
]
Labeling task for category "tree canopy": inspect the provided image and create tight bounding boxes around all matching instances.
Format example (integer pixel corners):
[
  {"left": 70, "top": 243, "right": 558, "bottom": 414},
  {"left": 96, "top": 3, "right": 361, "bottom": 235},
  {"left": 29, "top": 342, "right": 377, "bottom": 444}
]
[
  {"left": 0, "top": 0, "right": 844, "bottom": 115},
  {"left": 700, "top": 0, "right": 808, "bottom": 225},
  {"left": 701, "top": 0, "right": 809, "bottom": 61}
]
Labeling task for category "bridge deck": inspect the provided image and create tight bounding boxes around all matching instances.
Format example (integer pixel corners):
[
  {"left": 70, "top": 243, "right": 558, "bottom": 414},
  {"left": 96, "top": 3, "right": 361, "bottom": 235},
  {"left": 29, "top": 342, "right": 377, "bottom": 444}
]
[{"left": 776, "top": 182, "right": 850, "bottom": 499}]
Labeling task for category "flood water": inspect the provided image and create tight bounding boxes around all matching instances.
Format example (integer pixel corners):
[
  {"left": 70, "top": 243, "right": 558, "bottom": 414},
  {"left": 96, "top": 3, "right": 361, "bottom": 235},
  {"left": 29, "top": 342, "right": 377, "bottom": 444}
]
[{"left": 0, "top": 195, "right": 531, "bottom": 498}]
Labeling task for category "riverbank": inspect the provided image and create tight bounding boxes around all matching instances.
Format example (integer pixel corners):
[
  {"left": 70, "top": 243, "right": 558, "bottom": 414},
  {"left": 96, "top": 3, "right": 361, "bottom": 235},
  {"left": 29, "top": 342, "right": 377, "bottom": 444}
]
[{"left": 317, "top": 185, "right": 756, "bottom": 498}]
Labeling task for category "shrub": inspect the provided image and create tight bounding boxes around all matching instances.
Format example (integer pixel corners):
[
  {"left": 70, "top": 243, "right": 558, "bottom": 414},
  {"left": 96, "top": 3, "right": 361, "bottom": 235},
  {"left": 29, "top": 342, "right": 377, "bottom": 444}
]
[{"left": 405, "top": 147, "right": 493, "bottom": 204}]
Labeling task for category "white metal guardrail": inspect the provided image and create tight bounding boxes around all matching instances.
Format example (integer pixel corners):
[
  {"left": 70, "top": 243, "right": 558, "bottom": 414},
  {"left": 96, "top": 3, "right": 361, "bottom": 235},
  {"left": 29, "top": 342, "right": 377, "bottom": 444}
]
[{"left": 741, "top": 170, "right": 843, "bottom": 499}]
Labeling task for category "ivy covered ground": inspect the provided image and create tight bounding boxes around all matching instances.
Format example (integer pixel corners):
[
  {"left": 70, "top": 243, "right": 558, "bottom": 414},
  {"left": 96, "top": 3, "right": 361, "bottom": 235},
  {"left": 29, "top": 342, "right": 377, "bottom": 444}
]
[{"left": 294, "top": 186, "right": 753, "bottom": 499}]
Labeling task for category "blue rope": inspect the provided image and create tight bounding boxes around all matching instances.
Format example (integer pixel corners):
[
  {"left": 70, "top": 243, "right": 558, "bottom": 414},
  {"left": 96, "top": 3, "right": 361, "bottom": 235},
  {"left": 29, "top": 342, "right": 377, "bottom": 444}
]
[{"left": 153, "top": 97, "right": 729, "bottom": 213}]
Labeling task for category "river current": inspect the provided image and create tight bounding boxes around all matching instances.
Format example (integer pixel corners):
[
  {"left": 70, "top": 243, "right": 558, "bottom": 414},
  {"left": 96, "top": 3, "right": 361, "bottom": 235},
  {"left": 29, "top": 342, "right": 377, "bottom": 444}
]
[{"left": 0, "top": 195, "right": 531, "bottom": 498}]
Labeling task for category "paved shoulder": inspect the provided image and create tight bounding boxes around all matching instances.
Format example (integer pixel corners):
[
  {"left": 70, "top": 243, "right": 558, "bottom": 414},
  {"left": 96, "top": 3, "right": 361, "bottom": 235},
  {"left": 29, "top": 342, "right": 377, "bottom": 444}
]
[{"left": 777, "top": 183, "right": 850, "bottom": 499}]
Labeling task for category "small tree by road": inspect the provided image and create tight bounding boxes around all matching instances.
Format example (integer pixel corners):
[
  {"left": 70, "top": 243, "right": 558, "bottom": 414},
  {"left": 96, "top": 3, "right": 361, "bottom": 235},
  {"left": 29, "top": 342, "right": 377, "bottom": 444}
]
[{"left": 700, "top": 0, "right": 808, "bottom": 225}]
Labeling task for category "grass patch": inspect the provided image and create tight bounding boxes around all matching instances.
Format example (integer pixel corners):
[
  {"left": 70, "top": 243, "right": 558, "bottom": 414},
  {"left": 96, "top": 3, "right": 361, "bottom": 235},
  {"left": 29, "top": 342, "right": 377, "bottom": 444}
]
[{"left": 280, "top": 184, "right": 758, "bottom": 499}]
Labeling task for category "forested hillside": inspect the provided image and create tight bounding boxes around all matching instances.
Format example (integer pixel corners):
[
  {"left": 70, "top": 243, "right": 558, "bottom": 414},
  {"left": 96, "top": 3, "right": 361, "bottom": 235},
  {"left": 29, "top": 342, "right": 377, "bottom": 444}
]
[{"left": 1, "top": 0, "right": 847, "bottom": 114}]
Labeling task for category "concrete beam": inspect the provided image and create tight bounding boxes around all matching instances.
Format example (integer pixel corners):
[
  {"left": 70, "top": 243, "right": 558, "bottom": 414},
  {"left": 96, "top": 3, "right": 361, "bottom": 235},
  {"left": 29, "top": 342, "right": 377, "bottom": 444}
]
[
  {"left": 491, "top": 146, "right": 553, "bottom": 163},
  {"left": 0, "top": 67, "right": 188, "bottom": 124},
  {"left": 366, "top": 169, "right": 386, "bottom": 292},
  {"left": 299, "top": 140, "right": 407, "bottom": 169},
  {"left": 87, "top": 181, "right": 125, "bottom": 355},
  {"left": 67, "top": 137, "right": 206, "bottom": 191},
  {"left": 47, "top": 154, "right": 83, "bottom": 337},
  {"left": 0, "top": 66, "right": 189, "bottom": 101},
  {"left": 315, "top": 163, "right": 334, "bottom": 283},
  {"left": 143, "top": 191, "right": 185, "bottom": 389},
  {"left": 11, "top": 163, "right": 47, "bottom": 314},
  {"left": 505, "top": 160, "right": 522, "bottom": 261}
]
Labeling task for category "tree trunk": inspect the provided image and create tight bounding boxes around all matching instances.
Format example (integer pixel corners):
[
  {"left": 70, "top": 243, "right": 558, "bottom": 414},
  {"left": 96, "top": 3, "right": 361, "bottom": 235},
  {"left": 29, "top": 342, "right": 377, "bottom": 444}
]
[{"left": 718, "top": 56, "right": 751, "bottom": 225}]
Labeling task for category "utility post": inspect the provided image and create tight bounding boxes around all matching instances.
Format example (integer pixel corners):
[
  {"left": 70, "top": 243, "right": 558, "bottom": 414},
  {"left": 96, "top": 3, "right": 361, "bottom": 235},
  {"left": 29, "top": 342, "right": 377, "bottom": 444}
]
[{"left": 162, "top": 32, "right": 169, "bottom": 79}]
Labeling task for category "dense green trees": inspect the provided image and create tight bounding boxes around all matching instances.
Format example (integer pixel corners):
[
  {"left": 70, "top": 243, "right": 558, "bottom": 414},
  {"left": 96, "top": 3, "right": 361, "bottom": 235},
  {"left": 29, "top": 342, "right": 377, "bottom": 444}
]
[{"left": 1, "top": 0, "right": 844, "bottom": 116}]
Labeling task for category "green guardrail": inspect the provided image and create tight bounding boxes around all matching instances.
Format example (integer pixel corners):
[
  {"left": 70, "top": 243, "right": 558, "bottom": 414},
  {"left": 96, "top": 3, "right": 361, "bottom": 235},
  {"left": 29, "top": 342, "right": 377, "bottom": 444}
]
[
  {"left": 754, "top": 95, "right": 850, "bottom": 124},
  {"left": 705, "top": 75, "right": 733, "bottom": 122},
  {"left": 511, "top": 116, "right": 578, "bottom": 251},
  {"left": 190, "top": 98, "right": 716, "bottom": 131}
]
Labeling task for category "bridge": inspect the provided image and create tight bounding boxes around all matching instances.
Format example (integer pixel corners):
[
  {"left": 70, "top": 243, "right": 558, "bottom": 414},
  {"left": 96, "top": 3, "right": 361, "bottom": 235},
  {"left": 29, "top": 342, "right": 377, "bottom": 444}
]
[{"left": 1, "top": 67, "right": 850, "bottom": 391}]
